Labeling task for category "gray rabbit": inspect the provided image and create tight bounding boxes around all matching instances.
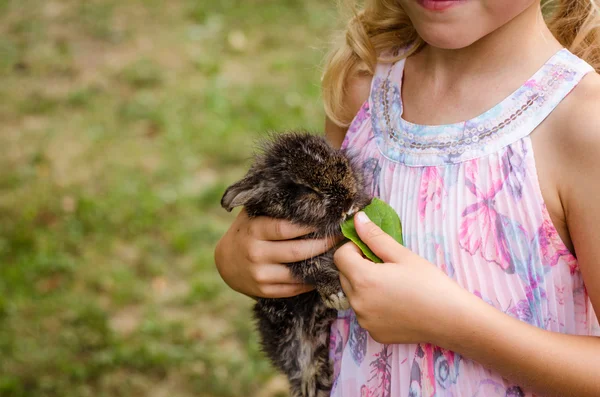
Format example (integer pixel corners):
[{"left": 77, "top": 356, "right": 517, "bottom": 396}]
[{"left": 221, "top": 131, "right": 371, "bottom": 397}]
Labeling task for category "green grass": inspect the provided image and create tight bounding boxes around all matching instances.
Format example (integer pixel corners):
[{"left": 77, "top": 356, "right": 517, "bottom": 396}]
[{"left": 0, "top": 0, "right": 337, "bottom": 395}]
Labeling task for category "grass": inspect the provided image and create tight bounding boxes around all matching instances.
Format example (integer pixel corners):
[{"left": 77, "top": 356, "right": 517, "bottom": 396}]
[{"left": 0, "top": 0, "right": 337, "bottom": 395}]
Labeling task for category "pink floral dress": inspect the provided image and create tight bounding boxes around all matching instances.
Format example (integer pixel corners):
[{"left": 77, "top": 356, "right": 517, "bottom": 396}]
[{"left": 329, "top": 48, "right": 600, "bottom": 397}]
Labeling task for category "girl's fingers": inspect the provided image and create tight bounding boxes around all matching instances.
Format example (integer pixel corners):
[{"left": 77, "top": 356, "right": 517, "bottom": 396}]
[
  {"left": 333, "top": 240, "right": 367, "bottom": 279},
  {"left": 252, "top": 263, "right": 305, "bottom": 285},
  {"left": 339, "top": 273, "right": 353, "bottom": 296},
  {"left": 257, "top": 283, "right": 315, "bottom": 298},
  {"left": 252, "top": 216, "right": 316, "bottom": 241},
  {"left": 269, "top": 236, "right": 340, "bottom": 263},
  {"left": 353, "top": 212, "right": 401, "bottom": 262}
]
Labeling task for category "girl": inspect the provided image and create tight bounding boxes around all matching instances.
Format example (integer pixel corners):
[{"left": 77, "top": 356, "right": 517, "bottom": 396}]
[{"left": 215, "top": 0, "right": 600, "bottom": 396}]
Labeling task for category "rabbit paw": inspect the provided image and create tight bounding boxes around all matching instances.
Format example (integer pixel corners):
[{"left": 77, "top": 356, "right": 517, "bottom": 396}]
[{"left": 323, "top": 291, "right": 350, "bottom": 310}]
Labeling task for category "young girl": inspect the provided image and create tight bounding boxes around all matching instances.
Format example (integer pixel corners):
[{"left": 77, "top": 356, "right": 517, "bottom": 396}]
[{"left": 215, "top": 0, "right": 600, "bottom": 396}]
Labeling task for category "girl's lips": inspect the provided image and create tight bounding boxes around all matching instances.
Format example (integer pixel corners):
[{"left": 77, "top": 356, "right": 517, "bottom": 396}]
[{"left": 417, "top": 0, "right": 465, "bottom": 11}]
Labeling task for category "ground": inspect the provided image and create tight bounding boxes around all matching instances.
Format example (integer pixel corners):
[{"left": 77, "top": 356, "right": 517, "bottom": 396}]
[{"left": 0, "top": 0, "right": 337, "bottom": 395}]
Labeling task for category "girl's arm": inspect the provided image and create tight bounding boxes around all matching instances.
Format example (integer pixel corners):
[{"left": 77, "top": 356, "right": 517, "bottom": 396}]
[
  {"left": 335, "top": 212, "right": 600, "bottom": 397},
  {"left": 325, "top": 116, "right": 347, "bottom": 149},
  {"left": 443, "top": 291, "right": 600, "bottom": 397},
  {"left": 323, "top": 72, "right": 372, "bottom": 149},
  {"left": 447, "top": 73, "right": 600, "bottom": 397},
  {"left": 333, "top": 75, "right": 600, "bottom": 397}
]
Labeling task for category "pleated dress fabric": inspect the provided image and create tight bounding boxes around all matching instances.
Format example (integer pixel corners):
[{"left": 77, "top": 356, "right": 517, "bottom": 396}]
[{"left": 328, "top": 48, "right": 600, "bottom": 397}]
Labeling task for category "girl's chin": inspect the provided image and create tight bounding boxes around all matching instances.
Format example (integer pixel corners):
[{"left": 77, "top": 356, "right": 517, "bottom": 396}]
[
  {"left": 414, "top": 23, "right": 483, "bottom": 50},
  {"left": 421, "top": 36, "right": 478, "bottom": 50}
]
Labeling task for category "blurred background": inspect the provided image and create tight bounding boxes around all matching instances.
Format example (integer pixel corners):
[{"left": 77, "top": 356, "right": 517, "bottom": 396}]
[{"left": 0, "top": 0, "right": 336, "bottom": 396}]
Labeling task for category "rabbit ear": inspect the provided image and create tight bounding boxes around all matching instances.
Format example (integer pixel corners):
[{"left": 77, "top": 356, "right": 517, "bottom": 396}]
[{"left": 221, "top": 174, "right": 263, "bottom": 211}]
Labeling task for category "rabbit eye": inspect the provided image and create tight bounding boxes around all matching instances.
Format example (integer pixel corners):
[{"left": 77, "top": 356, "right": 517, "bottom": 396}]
[
  {"left": 296, "top": 184, "right": 319, "bottom": 196},
  {"left": 285, "top": 180, "right": 321, "bottom": 197}
]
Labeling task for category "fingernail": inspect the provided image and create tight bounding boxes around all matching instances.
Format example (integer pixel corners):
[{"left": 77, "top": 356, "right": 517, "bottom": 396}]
[{"left": 356, "top": 211, "right": 370, "bottom": 224}]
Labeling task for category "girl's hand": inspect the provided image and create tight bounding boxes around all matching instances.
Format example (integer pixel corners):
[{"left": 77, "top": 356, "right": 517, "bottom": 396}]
[
  {"left": 334, "top": 211, "right": 470, "bottom": 345},
  {"left": 214, "top": 209, "right": 337, "bottom": 299}
]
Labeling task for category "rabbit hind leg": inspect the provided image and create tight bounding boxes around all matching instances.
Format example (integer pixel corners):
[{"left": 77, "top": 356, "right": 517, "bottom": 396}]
[{"left": 288, "top": 333, "right": 333, "bottom": 397}]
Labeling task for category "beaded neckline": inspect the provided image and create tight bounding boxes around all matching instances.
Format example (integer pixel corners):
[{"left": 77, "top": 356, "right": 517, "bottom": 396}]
[{"left": 369, "top": 48, "right": 594, "bottom": 166}]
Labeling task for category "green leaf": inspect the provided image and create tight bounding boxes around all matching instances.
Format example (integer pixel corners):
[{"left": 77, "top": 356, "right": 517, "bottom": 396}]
[{"left": 340, "top": 197, "right": 403, "bottom": 263}]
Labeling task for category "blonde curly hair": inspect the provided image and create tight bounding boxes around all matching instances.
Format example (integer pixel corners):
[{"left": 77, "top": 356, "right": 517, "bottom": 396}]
[{"left": 322, "top": 0, "right": 600, "bottom": 127}]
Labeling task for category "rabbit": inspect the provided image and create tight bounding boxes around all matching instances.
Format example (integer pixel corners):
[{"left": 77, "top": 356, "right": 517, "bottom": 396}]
[{"left": 220, "top": 131, "right": 372, "bottom": 397}]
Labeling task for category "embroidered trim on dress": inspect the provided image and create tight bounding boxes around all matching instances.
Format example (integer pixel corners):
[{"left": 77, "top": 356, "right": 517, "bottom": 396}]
[{"left": 369, "top": 48, "right": 593, "bottom": 165}]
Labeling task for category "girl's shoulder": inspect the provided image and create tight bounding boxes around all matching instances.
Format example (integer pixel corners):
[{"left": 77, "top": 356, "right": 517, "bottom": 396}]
[
  {"left": 542, "top": 70, "right": 600, "bottom": 236},
  {"left": 569, "top": 71, "right": 600, "bottom": 129},
  {"left": 346, "top": 70, "right": 373, "bottom": 120},
  {"left": 549, "top": 71, "right": 600, "bottom": 160},
  {"left": 544, "top": 71, "right": 600, "bottom": 302},
  {"left": 325, "top": 70, "right": 373, "bottom": 148}
]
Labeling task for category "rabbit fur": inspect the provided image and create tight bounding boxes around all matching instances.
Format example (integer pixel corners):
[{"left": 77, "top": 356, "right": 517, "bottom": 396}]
[{"left": 221, "top": 131, "right": 371, "bottom": 397}]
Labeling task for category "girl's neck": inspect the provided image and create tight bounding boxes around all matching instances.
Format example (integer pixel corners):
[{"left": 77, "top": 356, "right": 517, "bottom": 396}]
[
  {"left": 414, "top": 3, "right": 562, "bottom": 85},
  {"left": 401, "top": 3, "right": 563, "bottom": 126}
]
